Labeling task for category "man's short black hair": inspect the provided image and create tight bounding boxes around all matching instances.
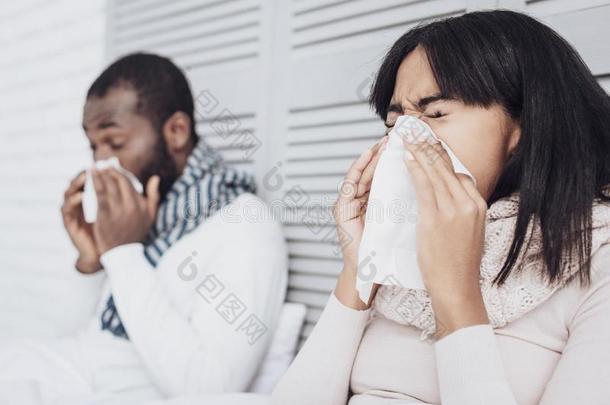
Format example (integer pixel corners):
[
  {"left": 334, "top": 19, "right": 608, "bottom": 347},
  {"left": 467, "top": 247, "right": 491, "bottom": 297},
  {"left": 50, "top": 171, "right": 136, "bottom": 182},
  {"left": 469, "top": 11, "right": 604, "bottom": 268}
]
[{"left": 87, "top": 52, "right": 198, "bottom": 144}]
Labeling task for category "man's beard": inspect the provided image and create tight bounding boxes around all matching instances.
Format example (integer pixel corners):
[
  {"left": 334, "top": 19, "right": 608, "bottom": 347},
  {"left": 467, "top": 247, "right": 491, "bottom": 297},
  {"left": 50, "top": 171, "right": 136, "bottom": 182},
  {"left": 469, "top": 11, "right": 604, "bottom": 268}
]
[{"left": 138, "top": 135, "right": 181, "bottom": 202}]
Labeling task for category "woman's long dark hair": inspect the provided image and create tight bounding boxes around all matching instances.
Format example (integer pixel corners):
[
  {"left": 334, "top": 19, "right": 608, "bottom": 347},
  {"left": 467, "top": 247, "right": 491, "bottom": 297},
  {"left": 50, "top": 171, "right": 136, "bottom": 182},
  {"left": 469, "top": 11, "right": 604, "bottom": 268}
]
[{"left": 370, "top": 10, "right": 610, "bottom": 288}]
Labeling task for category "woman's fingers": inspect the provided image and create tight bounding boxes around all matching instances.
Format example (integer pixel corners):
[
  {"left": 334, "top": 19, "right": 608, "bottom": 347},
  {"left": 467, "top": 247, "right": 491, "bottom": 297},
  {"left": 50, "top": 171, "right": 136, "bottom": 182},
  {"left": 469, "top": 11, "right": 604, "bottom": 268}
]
[
  {"left": 426, "top": 142, "right": 485, "bottom": 213},
  {"left": 426, "top": 142, "right": 474, "bottom": 205},
  {"left": 358, "top": 136, "right": 388, "bottom": 197},
  {"left": 458, "top": 174, "right": 487, "bottom": 213},
  {"left": 340, "top": 150, "right": 371, "bottom": 201},
  {"left": 403, "top": 136, "right": 478, "bottom": 213},
  {"left": 402, "top": 138, "right": 441, "bottom": 211},
  {"left": 339, "top": 137, "right": 385, "bottom": 203},
  {"left": 333, "top": 197, "right": 363, "bottom": 225}
]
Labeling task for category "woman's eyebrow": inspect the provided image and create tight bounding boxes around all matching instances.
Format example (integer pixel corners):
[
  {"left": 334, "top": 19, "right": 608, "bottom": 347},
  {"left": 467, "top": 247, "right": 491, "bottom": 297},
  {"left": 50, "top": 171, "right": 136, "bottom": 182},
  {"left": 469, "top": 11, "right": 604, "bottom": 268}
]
[
  {"left": 387, "top": 93, "right": 449, "bottom": 115},
  {"left": 417, "top": 93, "right": 450, "bottom": 109}
]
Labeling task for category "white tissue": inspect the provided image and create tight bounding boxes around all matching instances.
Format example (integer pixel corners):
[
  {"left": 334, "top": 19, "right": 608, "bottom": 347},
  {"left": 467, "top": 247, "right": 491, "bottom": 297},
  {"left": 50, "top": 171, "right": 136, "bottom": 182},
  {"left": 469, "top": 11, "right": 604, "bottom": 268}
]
[
  {"left": 82, "top": 157, "right": 144, "bottom": 223},
  {"left": 356, "top": 115, "right": 477, "bottom": 304}
]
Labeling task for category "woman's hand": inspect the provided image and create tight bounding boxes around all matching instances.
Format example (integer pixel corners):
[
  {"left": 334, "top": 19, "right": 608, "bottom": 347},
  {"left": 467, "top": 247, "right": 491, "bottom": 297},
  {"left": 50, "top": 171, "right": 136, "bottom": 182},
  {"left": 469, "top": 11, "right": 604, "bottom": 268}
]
[
  {"left": 332, "top": 136, "right": 388, "bottom": 310},
  {"left": 402, "top": 134, "right": 489, "bottom": 339}
]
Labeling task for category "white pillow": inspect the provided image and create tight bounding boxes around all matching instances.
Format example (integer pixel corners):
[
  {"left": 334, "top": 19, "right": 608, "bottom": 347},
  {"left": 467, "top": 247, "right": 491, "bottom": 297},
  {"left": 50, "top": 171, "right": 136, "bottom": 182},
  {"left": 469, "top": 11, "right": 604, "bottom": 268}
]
[{"left": 247, "top": 302, "right": 306, "bottom": 393}]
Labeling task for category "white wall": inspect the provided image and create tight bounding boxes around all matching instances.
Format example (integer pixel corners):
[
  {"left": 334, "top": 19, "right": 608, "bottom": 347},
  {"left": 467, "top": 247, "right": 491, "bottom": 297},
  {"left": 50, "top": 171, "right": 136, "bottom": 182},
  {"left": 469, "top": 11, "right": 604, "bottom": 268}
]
[{"left": 0, "top": 0, "right": 107, "bottom": 338}]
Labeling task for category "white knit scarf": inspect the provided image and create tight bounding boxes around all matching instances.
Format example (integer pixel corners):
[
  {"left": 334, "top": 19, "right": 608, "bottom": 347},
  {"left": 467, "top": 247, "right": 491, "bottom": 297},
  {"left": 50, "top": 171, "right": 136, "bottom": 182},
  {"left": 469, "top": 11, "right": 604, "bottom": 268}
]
[{"left": 373, "top": 189, "right": 610, "bottom": 343}]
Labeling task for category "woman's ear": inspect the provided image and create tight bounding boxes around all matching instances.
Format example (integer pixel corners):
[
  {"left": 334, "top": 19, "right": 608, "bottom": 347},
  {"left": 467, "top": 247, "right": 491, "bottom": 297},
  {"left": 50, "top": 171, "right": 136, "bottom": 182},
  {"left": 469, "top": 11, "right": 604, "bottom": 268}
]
[
  {"left": 507, "top": 120, "right": 521, "bottom": 158},
  {"left": 162, "top": 111, "right": 192, "bottom": 152}
]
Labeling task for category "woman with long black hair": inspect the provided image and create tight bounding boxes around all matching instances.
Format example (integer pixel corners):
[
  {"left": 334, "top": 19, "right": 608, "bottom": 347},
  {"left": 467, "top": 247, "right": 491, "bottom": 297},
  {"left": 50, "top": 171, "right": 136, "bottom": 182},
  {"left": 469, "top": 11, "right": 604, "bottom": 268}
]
[{"left": 273, "top": 9, "right": 610, "bottom": 405}]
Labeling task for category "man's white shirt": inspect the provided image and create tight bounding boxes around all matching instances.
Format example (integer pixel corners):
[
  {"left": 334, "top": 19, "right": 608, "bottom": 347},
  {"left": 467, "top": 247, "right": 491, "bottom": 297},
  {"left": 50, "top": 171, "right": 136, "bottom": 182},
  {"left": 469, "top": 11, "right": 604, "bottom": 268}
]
[{"left": 0, "top": 192, "right": 288, "bottom": 403}]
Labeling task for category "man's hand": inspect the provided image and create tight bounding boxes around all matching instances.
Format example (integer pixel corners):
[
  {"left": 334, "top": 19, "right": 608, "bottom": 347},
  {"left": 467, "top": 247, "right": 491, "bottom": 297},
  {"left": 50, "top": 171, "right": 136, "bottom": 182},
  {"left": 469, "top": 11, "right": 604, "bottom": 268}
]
[
  {"left": 61, "top": 171, "right": 102, "bottom": 273},
  {"left": 91, "top": 167, "right": 160, "bottom": 255}
]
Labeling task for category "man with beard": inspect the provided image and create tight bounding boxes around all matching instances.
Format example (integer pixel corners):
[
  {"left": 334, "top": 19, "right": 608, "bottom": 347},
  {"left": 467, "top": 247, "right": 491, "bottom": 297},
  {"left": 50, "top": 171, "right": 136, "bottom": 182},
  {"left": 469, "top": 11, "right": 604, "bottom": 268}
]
[{"left": 0, "top": 53, "right": 288, "bottom": 404}]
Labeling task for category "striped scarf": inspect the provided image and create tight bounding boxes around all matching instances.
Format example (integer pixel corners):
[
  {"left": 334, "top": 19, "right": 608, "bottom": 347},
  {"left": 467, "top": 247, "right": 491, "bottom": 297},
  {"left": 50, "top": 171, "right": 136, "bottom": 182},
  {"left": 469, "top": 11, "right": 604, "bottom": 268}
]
[{"left": 100, "top": 138, "right": 257, "bottom": 338}]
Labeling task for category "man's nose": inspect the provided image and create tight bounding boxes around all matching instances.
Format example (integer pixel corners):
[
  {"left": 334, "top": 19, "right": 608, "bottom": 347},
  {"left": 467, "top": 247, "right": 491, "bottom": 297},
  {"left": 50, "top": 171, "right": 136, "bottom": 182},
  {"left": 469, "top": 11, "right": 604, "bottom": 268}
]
[{"left": 94, "top": 147, "right": 114, "bottom": 162}]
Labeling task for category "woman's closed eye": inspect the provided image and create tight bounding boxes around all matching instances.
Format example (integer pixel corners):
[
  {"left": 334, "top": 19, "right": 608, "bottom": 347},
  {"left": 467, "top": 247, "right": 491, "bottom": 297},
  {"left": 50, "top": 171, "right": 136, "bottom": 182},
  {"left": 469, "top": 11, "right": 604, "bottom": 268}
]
[{"left": 423, "top": 109, "right": 446, "bottom": 119}]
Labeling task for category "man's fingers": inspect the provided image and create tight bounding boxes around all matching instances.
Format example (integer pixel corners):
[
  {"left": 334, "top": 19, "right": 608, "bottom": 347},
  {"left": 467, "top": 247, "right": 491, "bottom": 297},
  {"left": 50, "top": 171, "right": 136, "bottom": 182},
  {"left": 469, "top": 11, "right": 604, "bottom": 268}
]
[
  {"left": 61, "top": 192, "right": 84, "bottom": 225},
  {"left": 64, "top": 170, "right": 87, "bottom": 199},
  {"left": 105, "top": 168, "right": 135, "bottom": 205},
  {"left": 91, "top": 169, "right": 104, "bottom": 194},
  {"left": 100, "top": 169, "right": 120, "bottom": 203},
  {"left": 145, "top": 175, "right": 161, "bottom": 219},
  {"left": 62, "top": 192, "right": 83, "bottom": 213},
  {"left": 91, "top": 169, "right": 110, "bottom": 211}
]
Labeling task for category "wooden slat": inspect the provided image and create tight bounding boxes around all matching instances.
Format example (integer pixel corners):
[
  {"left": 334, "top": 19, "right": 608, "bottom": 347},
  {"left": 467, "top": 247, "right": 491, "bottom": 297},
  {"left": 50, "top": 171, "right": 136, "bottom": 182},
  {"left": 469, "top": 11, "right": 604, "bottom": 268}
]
[
  {"left": 114, "top": 12, "right": 260, "bottom": 55},
  {"left": 283, "top": 224, "right": 338, "bottom": 242},
  {"left": 293, "top": 0, "right": 355, "bottom": 16},
  {"left": 288, "top": 273, "right": 338, "bottom": 292},
  {"left": 288, "top": 240, "right": 341, "bottom": 259},
  {"left": 286, "top": 138, "right": 374, "bottom": 160},
  {"left": 115, "top": 0, "right": 260, "bottom": 41},
  {"left": 286, "top": 289, "right": 331, "bottom": 308},
  {"left": 525, "top": 0, "right": 608, "bottom": 17},
  {"left": 114, "top": 0, "right": 232, "bottom": 27},
  {"left": 294, "top": 0, "right": 412, "bottom": 30},
  {"left": 538, "top": 4, "right": 610, "bottom": 76},
  {"left": 288, "top": 121, "right": 383, "bottom": 145},
  {"left": 292, "top": 0, "right": 465, "bottom": 48},
  {"left": 289, "top": 257, "right": 343, "bottom": 277},
  {"left": 285, "top": 158, "right": 353, "bottom": 176}
]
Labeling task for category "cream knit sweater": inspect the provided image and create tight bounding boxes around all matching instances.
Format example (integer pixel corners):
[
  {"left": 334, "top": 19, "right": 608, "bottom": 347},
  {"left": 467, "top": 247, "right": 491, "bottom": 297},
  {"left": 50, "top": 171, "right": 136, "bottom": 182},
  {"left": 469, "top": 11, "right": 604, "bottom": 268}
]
[{"left": 272, "top": 243, "right": 610, "bottom": 405}]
